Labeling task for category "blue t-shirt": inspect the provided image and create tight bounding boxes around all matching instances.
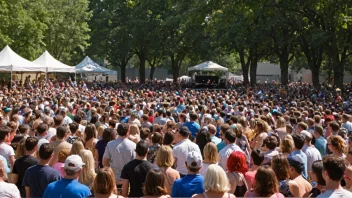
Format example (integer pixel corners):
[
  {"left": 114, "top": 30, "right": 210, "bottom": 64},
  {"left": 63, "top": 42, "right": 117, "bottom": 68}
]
[
  {"left": 171, "top": 174, "right": 205, "bottom": 197},
  {"left": 23, "top": 165, "right": 61, "bottom": 198},
  {"left": 43, "top": 178, "right": 91, "bottom": 198},
  {"left": 183, "top": 122, "right": 200, "bottom": 137},
  {"left": 315, "top": 136, "right": 327, "bottom": 157},
  {"left": 176, "top": 105, "right": 185, "bottom": 113},
  {"left": 289, "top": 150, "right": 308, "bottom": 179},
  {"left": 211, "top": 136, "right": 221, "bottom": 145},
  {"left": 217, "top": 141, "right": 226, "bottom": 152}
]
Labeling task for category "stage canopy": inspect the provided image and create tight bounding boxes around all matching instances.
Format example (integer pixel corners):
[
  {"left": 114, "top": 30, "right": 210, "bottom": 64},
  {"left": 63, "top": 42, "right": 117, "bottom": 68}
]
[
  {"left": 187, "top": 61, "right": 229, "bottom": 72},
  {"left": 76, "top": 56, "right": 117, "bottom": 75},
  {"left": 0, "top": 45, "right": 46, "bottom": 72},
  {"left": 33, "top": 51, "right": 75, "bottom": 73}
]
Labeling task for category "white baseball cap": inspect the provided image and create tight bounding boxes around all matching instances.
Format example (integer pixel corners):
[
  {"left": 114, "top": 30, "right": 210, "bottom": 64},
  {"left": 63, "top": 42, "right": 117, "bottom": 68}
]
[
  {"left": 186, "top": 151, "right": 202, "bottom": 169},
  {"left": 64, "top": 155, "right": 85, "bottom": 171}
]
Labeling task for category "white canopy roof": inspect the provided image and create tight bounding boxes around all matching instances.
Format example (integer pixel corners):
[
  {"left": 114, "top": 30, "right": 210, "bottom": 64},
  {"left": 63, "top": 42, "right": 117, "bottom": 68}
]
[
  {"left": 188, "top": 61, "right": 229, "bottom": 72},
  {"left": 76, "top": 56, "right": 117, "bottom": 75},
  {"left": 0, "top": 45, "right": 46, "bottom": 72},
  {"left": 33, "top": 51, "right": 75, "bottom": 73}
]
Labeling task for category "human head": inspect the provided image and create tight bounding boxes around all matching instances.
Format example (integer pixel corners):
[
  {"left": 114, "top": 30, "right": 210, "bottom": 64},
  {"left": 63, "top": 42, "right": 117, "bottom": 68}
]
[
  {"left": 327, "top": 135, "right": 348, "bottom": 155},
  {"left": 129, "top": 124, "right": 140, "bottom": 135},
  {"left": 143, "top": 169, "right": 167, "bottom": 196},
  {"left": 117, "top": 123, "right": 129, "bottom": 137},
  {"left": 227, "top": 151, "right": 248, "bottom": 174},
  {"left": 24, "top": 137, "right": 38, "bottom": 152},
  {"left": 64, "top": 155, "right": 85, "bottom": 177},
  {"left": 162, "top": 131, "right": 175, "bottom": 145},
  {"left": 300, "top": 130, "right": 313, "bottom": 144},
  {"left": 296, "top": 122, "right": 308, "bottom": 133},
  {"left": 93, "top": 167, "right": 116, "bottom": 195},
  {"left": 288, "top": 156, "right": 304, "bottom": 175},
  {"left": 280, "top": 135, "right": 294, "bottom": 154},
  {"left": 203, "top": 142, "right": 219, "bottom": 164},
  {"left": 204, "top": 164, "right": 230, "bottom": 193},
  {"left": 329, "top": 121, "right": 340, "bottom": 132},
  {"left": 84, "top": 124, "right": 97, "bottom": 141},
  {"left": 313, "top": 125, "right": 324, "bottom": 138},
  {"left": 37, "top": 123, "right": 48, "bottom": 137},
  {"left": 251, "top": 149, "right": 264, "bottom": 166},
  {"left": 186, "top": 151, "right": 202, "bottom": 173},
  {"left": 254, "top": 165, "right": 279, "bottom": 197},
  {"left": 175, "top": 126, "right": 190, "bottom": 143},
  {"left": 291, "top": 134, "right": 305, "bottom": 150},
  {"left": 276, "top": 117, "right": 286, "bottom": 128},
  {"left": 53, "top": 115, "right": 63, "bottom": 126},
  {"left": 271, "top": 154, "right": 290, "bottom": 180},
  {"left": 70, "top": 140, "right": 85, "bottom": 155},
  {"left": 56, "top": 126, "right": 70, "bottom": 139},
  {"left": 311, "top": 160, "right": 326, "bottom": 186},
  {"left": 152, "top": 132, "right": 163, "bottom": 145},
  {"left": 38, "top": 143, "right": 54, "bottom": 160},
  {"left": 136, "top": 140, "right": 149, "bottom": 157},
  {"left": 0, "top": 126, "right": 10, "bottom": 142},
  {"left": 263, "top": 136, "right": 278, "bottom": 151},
  {"left": 69, "top": 122, "right": 79, "bottom": 135},
  {"left": 18, "top": 124, "right": 30, "bottom": 134},
  {"left": 322, "top": 155, "right": 346, "bottom": 182},
  {"left": 155, "top": 145, "right": 174, "bottom": 168},
  {"left": 58, "top": 148, "right": 70, "bottom": 163},
  {"left": 223, "top": 129, "right": 236, "bottom": 144},
  {"left": 102, "top": 128, "right": 116, "bottom": 143},
  {"left": 195, "top": 129, "right": 211, "bottom": 157}
]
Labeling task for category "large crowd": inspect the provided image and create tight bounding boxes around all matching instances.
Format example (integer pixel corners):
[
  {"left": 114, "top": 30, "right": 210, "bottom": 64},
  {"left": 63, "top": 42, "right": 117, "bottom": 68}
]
[{"left": 0, "top": 77, "right": 351, "bottom": 198}]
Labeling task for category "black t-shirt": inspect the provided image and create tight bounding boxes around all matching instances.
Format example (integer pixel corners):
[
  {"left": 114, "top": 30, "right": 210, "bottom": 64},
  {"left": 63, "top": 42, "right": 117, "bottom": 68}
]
[
  {"left": 12, "top": 155, "right": 39, "bottom": 196},
  {"left": 120, "top": 159, "right": 155, "bottom": 197}
]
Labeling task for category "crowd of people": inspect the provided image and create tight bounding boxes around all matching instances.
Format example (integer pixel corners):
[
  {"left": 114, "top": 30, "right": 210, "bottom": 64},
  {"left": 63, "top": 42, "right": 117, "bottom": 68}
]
[{"left": 0, "top": 78, "right": 351, "bottom": 198}]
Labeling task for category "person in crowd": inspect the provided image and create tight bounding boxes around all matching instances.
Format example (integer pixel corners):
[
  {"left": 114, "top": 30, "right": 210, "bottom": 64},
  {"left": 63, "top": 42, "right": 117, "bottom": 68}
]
[
  {"left": 93, "top": 167, "right": 123, "bottom": 198},
  {"left": 317, "top": 155, "right": 352, "bottom": 197},
  {"left": 207, "top": 124, "right": 221, "bottom": 145},
  {"left": 0, "top": 160, "right": 20, "bottom": 198},
  {"left": 53, "top": 148, "right": 70, "bottom": 177},
  {"left": 218, "top": 129, "right": 243, "bottom": 170},
  {"left": 200, "top": 142, "right": 219, "bottom": 177},
  {"left": 300, "top": 130, "right": 322, "bottom": 175},
  {"left": 327, "top": 135, "right": 348, "bottom": 158},
  {"left": 296, "top": 122, "right": 308, "bottom": 134},
  {"left": 287, "top": 156, "right": 312, "bottom": 197},
  {"left": 147, "top": 132, "right": 162, "bottom": 163},
  {"left": 171, "top": 151, "right": 204, "bottom": 197},
  {"left": 143, "top": 169, "right": 170, "bottom": 198},
  {"left": 193, "top": 164, "right": 236, "bottom": 198},
  {"left": 328, "top": 121, "right": 341, "bottom": 137},
  {"left": 262, "top": 135, "right": 279, "bottom": 164},
  {"left": 67, "top": 122, "right": 79, "bottom": 144},
  {"left": 251, "top": 119, "right": 268, "bottom": 151},
  {"left": 271, "top": 154, "right": 293, "bottom": 197},
  {"left": 216, "top": 124, "right": 230, "bottom": 152},
  {"left": 290, "top": 134, "right": 308, "bottom": 179},
  {"left": 47, "top": 115, "right": 63, "bottom": 141},
  {"left": 173, "top": 126, "right": 201, "bottom": 177},
  {"left": 342, "top": 114, "right": 352, "bottom": 135},
  {"left": 78, "top": 149, "right": 96, "bottom": 187},
  {"left": 155, "top": 145, "right": 180, "bottom": 194},
  {"left": 103, "top": 124, "right": 136, "bottom": 184},
  {"left": 244, "top": 165, "right": 285, "bottom": 198},
  {"left": 234, "top": 125, "right": 251, "bottom": 160},
  {"left": 279, "top": 135, "right": 294, "bottom": 157},
  {"left": 14, "top": 136, "right": 26, "bottom": 159},
  {"left": 43, "top": 155, "right": 91, "bottom": 198},
  {"left": 0, "top": 126, "right": 15, "bottom": 169},
  {"left": 226, "top": 151, "right": 248, "bottom": 197},
  {"left": 154, "top": 109, "right": 168, "bottom": 126},
  {"left": 128, "top": 124, "right": 140, "bottom": 143},
  {"left": 275, "top": 117, "right": 287, "bottom": 140},
  {"left": 70, "top": 139, "right": 85, "bottom": 155},
  {"left": 95, "top": 128, "right": 116, "bottom": 168},
  {"left": 195, "top": 129, "right": 211, "bottom": 159},
  {"left": 23, "top": 143, "right": 61, "bottom": 198},
  {"left": 245, "top": 149, "right": 264, "bottom": 190},
  {"left": 49, "top": 126, "right": 72, "bottom": 166},
  {"left": 121, "top": 141, "right": 155, "bottom": 197},
  {"left": 313, "top": 125, "right": 327, "bottom": 157},
  {"left": 183, "top": 112, "right": 200, "bottom": 138},
  {"left": 84, "top": 123, "right": 99, "bottom": 159},
  {"left": 306, "top": 160, "right": 326, "bottom": 197}
]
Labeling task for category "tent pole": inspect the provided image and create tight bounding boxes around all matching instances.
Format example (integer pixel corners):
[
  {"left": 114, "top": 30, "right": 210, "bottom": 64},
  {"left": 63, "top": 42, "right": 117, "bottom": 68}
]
[{"left": 10, "top": 65, "right": 12, "bottom": 88}]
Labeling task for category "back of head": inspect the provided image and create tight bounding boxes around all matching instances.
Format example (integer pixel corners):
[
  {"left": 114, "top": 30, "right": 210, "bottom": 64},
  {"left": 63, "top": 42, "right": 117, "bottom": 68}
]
[
  {"left": 254, "top": 165, "right": 279, "bottom": 197},
  {"left": 203, "top": 142, "right": 219, "bottom": 164},
  {"left": 54, "top": 115, "right": 63, "bottom": 126},
  {"left": 117, "top": 123, "right": 128, "bottom": 136},
  {"left": 291, "top": 134, "right": 305, "bottom": 150},
  {"left": 312, "top": 160, "right": 326, "bottom": 186},
  {"left": 39, "top": 143, "right": 54, "bottom": 160},
  {"left": 323, "top": 155, "right": 346, "bottom": 182},
  {"left": 102, "top": 128, "right": 115, "bottom": 142},
  {"left": 69, "top": 123, "right": 79, "bottom": 134},
  {"left": 73, "top": 114, "right": 82, "bottom": 123},
  {"left": 25, "top": 137, "right": 38, "bottom": 152},
  {"left": 56, "top": 126, "right": 69, "bottom": 139},
  {"left": 0, "top": 126, "right": 10, "bottom": 141},
  {"left": 18, "top": 124, "right": 30, "bottom": 134},
  {"left": 143, "top": 169, "right": 167, "bottom": 196},
  {"left": 224, "top": 129, "right": 236, "bottom": 143},
  {"left": 204, "top": 164, "right": 229, "bottom": 193},
  {"left": 93, "top": 167, "right": 116, "bottom": 195},
  {"left": 251, "top": 149, "right": 264, "bottom": 166},
  {"left": 227, "top": 151, "right": 248, "bottom": 174},
  {"left": 136, "top": 140, "right": 149, "bottom": 157},
  {"left": 37, "top": 123, "right": 48, "bottom": 135},
  {"left": 271, "top": 154, "right": 290, "bottom": 180}
]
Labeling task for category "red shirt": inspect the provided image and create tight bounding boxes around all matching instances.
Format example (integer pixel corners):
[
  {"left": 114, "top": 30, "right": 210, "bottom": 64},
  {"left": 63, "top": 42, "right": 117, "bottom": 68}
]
[{"left": 149, "top": 116, "right": 154, "bottom": 124}]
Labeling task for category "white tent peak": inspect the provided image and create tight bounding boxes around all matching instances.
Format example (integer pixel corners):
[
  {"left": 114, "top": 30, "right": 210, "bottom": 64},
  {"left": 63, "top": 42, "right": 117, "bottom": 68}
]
[
  {"left": 33, "top": 50, "right": 75, "bottom": 73},
  {"left": 76, "top": 56, "right": 117, "bottom": 75},
  {"left": 187, "top": 61, "right": 229, "bottom": 71}
]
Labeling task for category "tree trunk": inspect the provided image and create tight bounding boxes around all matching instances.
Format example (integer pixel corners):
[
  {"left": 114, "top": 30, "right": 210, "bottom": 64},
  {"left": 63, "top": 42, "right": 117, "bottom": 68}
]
[
  {"left": 280, "top": 59, "right": 289, "bottom": 85},
  {"left": 332, "top": 57, "right": 344, "bottom": 89},
  {"left": 239, "top": 49, "right": 250, "bottom": 86},
  {"left": 150, "top": 64, "right": 156, "bottom": 80},
  {"left": 250, "top": 54, "right": 257, "bottom": 87},
  {"left": 171, "top": 55, "right": 180, "bottom": 83},
  {"left": 120, "top": 64, "right": 126, "bottom": 83},
  {"left": 311, "top": 65, "right": 320, "bottom": 87},
  {"left": 138, "top": 48, "right": 146, "bottom": 84}
]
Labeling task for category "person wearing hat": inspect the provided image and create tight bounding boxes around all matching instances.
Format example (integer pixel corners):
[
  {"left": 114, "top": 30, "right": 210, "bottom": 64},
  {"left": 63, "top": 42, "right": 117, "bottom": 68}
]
[
  {"left": 173, "top": 126, "right": 201, "bottom": 177},
  {"left": 43, "top": 155, "right": 91, "bottom": 198},
  {"left": 300, "top": 130, "right": 322, "bottom": 176},
  {"left": 171, "top": 151, "right": 205, "bottom": 197},
  {"left": 287, "top": 156, "right": 312, "bottom": 197}
]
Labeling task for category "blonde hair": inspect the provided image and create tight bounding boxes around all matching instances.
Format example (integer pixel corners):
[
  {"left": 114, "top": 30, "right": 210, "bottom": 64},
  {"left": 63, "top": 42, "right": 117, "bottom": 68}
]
[
  {"left": 280, "top": 135, "right": 294, "bottom": 154},
  {"left": 97, "top": 126, "right": 105, "bottom": 139},
  {"left": 79, "top": 150, "right": 97, "bottom": 187},
  {"left": 204, "top": 164, "right": 230, "bottom": 193},
  {"left": 129, "top": 124, "right": 140, "bottom": 135},
  {"left": 203, "top": 142, "right": 218, "bottom": 164},
  {"left": 70, "top": 140, "right": 85, "bottom": 155},
  {"left": 156, "top": 145, "right": 174, "bottom": 167},
  {"left": 276, "top": 117, "right": 286, "bottom": 128}
]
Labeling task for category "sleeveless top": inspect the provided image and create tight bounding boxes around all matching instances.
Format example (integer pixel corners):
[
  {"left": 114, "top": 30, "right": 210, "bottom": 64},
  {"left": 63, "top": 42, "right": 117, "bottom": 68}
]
[
  {"left": 231, "top": 172, "right": 247, "bottom": 197},
  {"left": 278, "top": 179, "right": 293, "bottom": 197}
]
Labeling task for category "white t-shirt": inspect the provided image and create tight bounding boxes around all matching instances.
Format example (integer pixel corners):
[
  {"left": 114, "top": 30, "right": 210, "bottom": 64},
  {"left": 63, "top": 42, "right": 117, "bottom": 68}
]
[
  {"left": 173, "top": 139, "right": 201, "bottom": 175},
  {"left": 303, "top": 145, "right": 322, "bottom": 171},
  {"left": 46, "top": 127, "right": 56, "bottom": 141},
  {"left": 219, "top": 143, "right": 244, "bottom": 170},
  {"left": 0, "top": 181, "right": 20, "bottom": 198},
  {"left": 317, "top": 188, "right": 352, "bottom": 198},
  {"left": 199, "top": 163, "right": 219, "bottom": 177},
  {"left": 0, "top": 143, "right": 14, "bottom": 167}
]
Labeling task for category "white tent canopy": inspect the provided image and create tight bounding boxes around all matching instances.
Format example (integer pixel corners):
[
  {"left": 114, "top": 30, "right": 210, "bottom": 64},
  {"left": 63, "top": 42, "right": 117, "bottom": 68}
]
[
  {"left": 0, "top": 45, "right": 46, "bottom": 72},
  {"left": 33, "top": 51, "right": 75, "bottom": 73},
  {"left": 178, "top": 75, "right": 191, "bottom": 81},
  {"left": 76, "top": 56, "right": 117, "bottom": 75},
  {"left": 187, "top": 61, "right": 229, "bottom": 72}
]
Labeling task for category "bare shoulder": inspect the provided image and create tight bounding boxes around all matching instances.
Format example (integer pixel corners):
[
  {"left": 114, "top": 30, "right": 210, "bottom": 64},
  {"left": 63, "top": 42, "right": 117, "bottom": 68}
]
[
  {"left": 228, "top": 193, "right": 236, "bottom": 198},
  {"left": 192, "top": 193, "right": 205, "bottom": 198}
]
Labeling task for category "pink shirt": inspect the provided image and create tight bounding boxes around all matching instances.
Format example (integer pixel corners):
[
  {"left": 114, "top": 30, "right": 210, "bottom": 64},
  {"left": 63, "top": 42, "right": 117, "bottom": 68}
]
[{"left": 53, "top": 162, "right": 65, "bottom": 177}]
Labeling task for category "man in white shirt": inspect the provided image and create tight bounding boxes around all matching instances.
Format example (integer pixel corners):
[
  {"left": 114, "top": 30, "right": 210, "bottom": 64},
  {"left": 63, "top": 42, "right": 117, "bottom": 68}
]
[
  {"left": 173, "top": 126, "right": 201, "bottom": 177},
  {"left": 0, "top": 126, "right": 15, "bottom": 168},
  {"left": 317, "top": 155, "right": 352, "bottom": 197},
  {"left": 301, "top": 130, "right": 322, "bottom": 176},
  {"left": 218, "top": 129, "right": 244, "bottom": 170}
]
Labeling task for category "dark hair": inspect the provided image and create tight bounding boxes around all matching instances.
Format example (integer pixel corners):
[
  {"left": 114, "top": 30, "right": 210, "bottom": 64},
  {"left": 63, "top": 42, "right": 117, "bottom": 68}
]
[
  {"left": 329, "top": 122, "right": 340, "bottom": 132},
  {"left": 108, "top": 120, "right": 117, "bottom": 128},
  {"left": 56, "top": 126, "right": 69, "bottom": 139},
  {"left": 163, "top": 131, "right": 175, "bottom": 145},
  {"left": 143, "top": 169, "right": 167, "bottom": 196},
  {"left": 140, "top": 128, "right": 150, "bottom": 140},
  {"left": 224, "top": 129, "right": 236, "bottom": 143},
  {"left": 195, "top": 129, "right": 211, "bottom": 158},
  {"left": 271, "top": 154, "right": 290, "bottom": 180},
  {"left": 251, "top": 149, "right": 264, "bottom": 165},
  {"left": 323, "top": 155, "right": 346, "bottom": 182},
  {"left": 117, "top": 124, "right": 128, "bottom": 136},
  {"left": 314, "top": 125, "right": 324, "bottom": 136},
  {"left": 312, "top": 160, "right": 326, "bottom": 186},
  {"left": 152, "top": 132, "right": 163, "bottom": 145},
  {"left": 69, "top": 123, "right": 79, "bottom": 134},
  {"left": 25, "top": 137, "right": 38, "bottom": 151},
  {"left": 136, "top": 141, "right": 149, "bottom": 156},
  {"left": 73, "top": 114, "right": 82, "bottom": 123},
  {"left": 18, "top": 124, "right": 30, "bottom": 134},
  {"left": 37, "top": 123, "right": 48, "bottom": 135},
  {"left": 263, "top": 136, "right": 278, "bottom": 150},
  {"left": 84, "top": 124, "right": 97, "bottom": 141},
  {"left": 39, "top": 143, "right": 54, "bottom": 160},
  {"left": 178, "top": 126, "right": 190, "bottom": 138},
  {"left": 189, "top": 113, "right": 198, "bottom": 121},
  {"left": 102, "top": 128, "right": 116, "bottom": 143},
  {"left": 292, "top": 134, "right": 305, "bottom": 150},
  {"left": 53, "top": 115, "right": 63, "bottom": 126},
  {"left": 0, "top": 126, "right": 11, "bottom": 141}
]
